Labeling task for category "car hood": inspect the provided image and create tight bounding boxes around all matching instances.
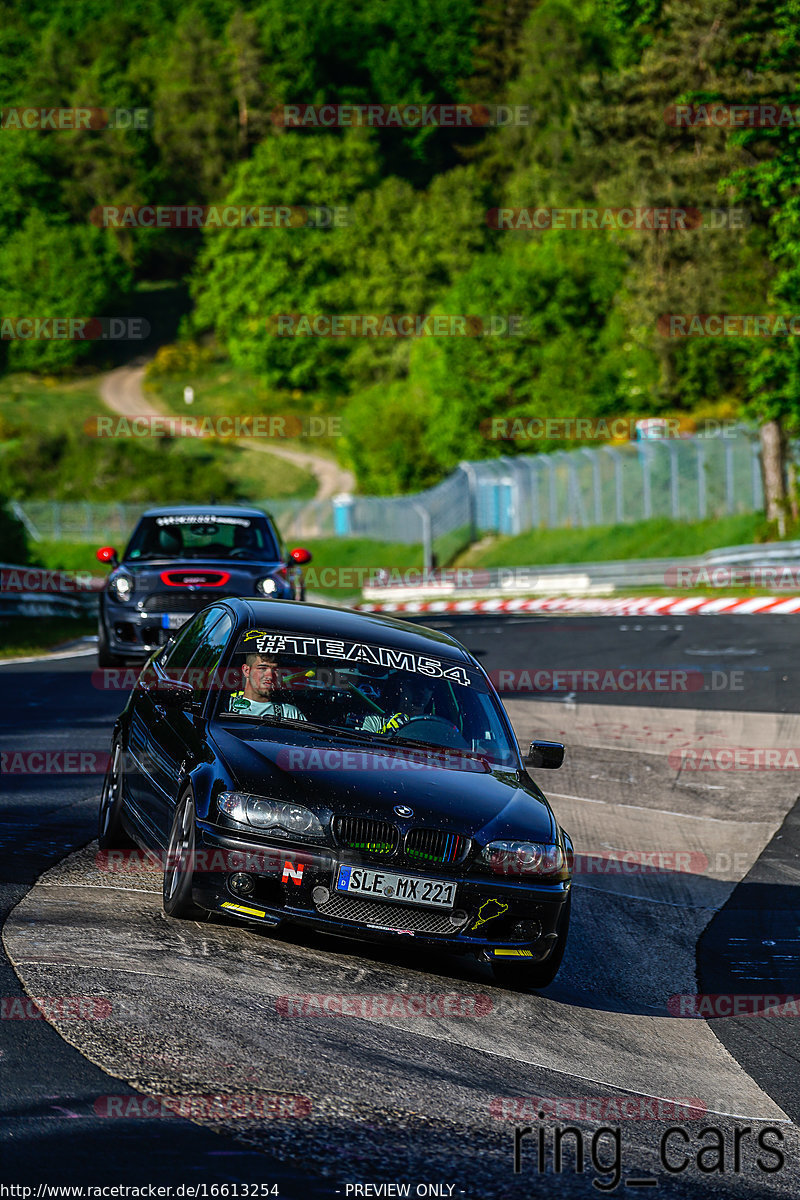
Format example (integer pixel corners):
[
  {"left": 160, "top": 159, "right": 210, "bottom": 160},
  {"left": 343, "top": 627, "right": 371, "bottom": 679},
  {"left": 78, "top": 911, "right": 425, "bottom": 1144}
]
[{"left": 211, "top": 724, "right": 559, "bottom": 844}]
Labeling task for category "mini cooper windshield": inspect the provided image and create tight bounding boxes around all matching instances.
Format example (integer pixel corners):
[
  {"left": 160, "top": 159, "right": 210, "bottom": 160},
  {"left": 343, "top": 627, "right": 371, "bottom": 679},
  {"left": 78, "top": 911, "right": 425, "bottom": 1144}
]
[
  {"left": 214, "top": 628, "right": 519, "bottom": 766},
  {"left": 125, "top": 513, "right": 281, "bottom": 562}
]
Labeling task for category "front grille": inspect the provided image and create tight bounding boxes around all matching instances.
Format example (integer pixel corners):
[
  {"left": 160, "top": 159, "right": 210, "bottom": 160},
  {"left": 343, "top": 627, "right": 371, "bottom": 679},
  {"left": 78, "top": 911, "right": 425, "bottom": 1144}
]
[
  {"left": 316, "top": 892, "right": 456, "bottom": 935},
  {"left": 405, "top": 828, "right": 469, "bottom": 866},
  {"left": 333, "top": 816, "right": 397, "bottom": 856},
  {"left": 161, "top": 570, "right": 229, "bottom": 587},
  {"left": 141, "top": 592, "right": 240, "bottom": 614}
]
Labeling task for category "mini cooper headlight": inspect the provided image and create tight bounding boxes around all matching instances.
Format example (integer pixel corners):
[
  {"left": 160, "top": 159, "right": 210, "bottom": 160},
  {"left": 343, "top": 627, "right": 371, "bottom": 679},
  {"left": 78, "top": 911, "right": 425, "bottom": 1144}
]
[
  {"left": 109, "top": 572, "right": 134, "bottom": 602},
  {"left": 217, "top": 791, "right": 324, "bottom": 839},
  {"left": 481, "top": 840, "right": 568, "bottom": 879}
]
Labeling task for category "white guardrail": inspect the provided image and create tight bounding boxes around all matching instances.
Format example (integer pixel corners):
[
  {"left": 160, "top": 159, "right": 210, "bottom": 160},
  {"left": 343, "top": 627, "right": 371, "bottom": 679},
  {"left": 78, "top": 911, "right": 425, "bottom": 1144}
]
[
  {"left": 3, "top": 540, "right": 800, "bottom": 621},
  {"left": 361, "top": 541, "right": 800, "bottom": 602},
  {"left": 0, "top": 564, "right": 102, "bottom": 619}
]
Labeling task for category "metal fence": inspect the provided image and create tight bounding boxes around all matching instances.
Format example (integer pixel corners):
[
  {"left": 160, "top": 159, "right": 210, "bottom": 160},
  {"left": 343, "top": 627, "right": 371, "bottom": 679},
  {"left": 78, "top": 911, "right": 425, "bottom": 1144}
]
[
  {"left": 9, "top": 427, "right": 766, "bottom": 567},
  {"left": 465, "top": 427, "right": 764, "bottom": 537}
]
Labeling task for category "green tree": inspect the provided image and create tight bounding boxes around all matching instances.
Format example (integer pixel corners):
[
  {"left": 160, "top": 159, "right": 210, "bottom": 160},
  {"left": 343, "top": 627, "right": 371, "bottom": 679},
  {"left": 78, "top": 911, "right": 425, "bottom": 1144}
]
[
  {"left": 719, "top": 0, "right": 800, "bottom": 529},
  {"left": 151, "top": 6, "right": 237, "bottom": 200},
  {"left": 189, "top": 131, "right": 379, "bottom": 388},
  {"left": 332, "top": 165, "right": 489, "bottom": 386},
  {"left": 0, "top": 213, "right": 132, "bottom": 371}
]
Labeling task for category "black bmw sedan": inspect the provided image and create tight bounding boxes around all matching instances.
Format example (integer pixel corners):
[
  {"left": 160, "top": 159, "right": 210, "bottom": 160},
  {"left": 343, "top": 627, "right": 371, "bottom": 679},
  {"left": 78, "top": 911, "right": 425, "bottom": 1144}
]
[
  {"left": 95, "top": 505, "right": 312, "bottom": 667},
  {"left": 98, "top": 598, "right": 573, "bottom": 987}
]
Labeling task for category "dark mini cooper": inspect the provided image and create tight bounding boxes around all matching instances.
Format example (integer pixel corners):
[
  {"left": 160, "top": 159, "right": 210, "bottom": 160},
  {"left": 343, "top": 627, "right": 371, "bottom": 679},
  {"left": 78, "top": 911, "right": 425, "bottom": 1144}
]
[
  {"left": 95, "top": 505, "right": 311, "bottom": 666},
  {"left": 98, "top": 599, "right": 573, "bottom": 987}
]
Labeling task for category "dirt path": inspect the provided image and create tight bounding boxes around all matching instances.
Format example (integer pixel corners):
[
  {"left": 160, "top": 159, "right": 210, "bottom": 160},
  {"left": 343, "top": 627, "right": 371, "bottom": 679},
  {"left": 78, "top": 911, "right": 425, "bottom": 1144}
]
[{"left": 99, "top": 365, "right": 355, "bottom": 501}]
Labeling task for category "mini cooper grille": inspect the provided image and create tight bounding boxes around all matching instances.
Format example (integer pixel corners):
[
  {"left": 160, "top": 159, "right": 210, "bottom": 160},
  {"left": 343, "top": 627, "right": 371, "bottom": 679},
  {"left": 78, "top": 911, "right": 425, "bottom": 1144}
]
[
  {"left": 333, "top": 816, "right": 397, "bottom": 856},
  {"left": 141, "top": 592, "right": 239, "bottom": 613},
  {"left": 405, "top": 828, "right": 468, "bottom": 865},
  {"left": 316, "top": 893, "right": 455, "bottom": 935}
]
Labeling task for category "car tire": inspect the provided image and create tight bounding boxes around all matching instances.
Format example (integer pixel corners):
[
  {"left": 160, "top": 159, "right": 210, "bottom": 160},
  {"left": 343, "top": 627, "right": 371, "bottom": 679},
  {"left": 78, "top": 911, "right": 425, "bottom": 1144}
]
[
  {"left": 98, "top": 737, "right": 134, "bottom": 849},
  {"left": 162, "top": 791, "right": 204, "bottom": 919},
  {"left": 98, "top": 621, "right": 124, "bottom": 669},
  {"left": 491, "top": 894, "right": 571, "bottom": 990}
]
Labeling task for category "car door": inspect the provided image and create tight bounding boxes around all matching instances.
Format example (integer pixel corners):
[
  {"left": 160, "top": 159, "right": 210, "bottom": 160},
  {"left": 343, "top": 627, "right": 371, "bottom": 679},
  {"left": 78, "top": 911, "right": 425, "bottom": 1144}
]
[
  {"left": 127, "top": 608, "right": 225, "bottom": 842},
  {"left": 146, "top": 609, "right": 233, "bottom": 842}
]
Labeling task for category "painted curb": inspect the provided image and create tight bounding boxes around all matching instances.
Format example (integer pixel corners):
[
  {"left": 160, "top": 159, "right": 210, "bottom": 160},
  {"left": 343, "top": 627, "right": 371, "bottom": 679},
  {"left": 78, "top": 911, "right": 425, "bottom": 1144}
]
[{"left": 357, "top": 594, "right": 800, "bottom": 617}]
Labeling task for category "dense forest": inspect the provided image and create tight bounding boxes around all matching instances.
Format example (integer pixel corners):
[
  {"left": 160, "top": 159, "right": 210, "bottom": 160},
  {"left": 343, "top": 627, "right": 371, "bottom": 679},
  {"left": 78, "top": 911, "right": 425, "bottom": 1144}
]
[{"left": 1, "top": 0, "right": 799, "bottom": 514}]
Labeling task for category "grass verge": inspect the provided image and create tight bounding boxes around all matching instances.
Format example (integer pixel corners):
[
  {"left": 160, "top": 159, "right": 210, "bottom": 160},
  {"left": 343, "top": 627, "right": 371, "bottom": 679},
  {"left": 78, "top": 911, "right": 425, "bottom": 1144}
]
[
  {"left": 453, "top": 514, "right": 769, "bottom": 569},
  {"left": 0, "top": 370, "right": 317, "bottom": 503},
  {"left": 298, "top": 537, "right": 423, "bottom": 599},
  {"left": 0, "top": 617, "right": 96, "bottom": 658}
]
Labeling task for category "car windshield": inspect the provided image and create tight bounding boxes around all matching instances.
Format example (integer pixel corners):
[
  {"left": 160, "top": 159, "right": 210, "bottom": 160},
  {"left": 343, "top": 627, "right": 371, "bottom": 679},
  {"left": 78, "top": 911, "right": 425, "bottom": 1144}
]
[
  {"left": 213, "top": 628, "right": 520, "bottom": 767},
  {"left": 124, "top": 514, "right": 280, "bottom": 561}
]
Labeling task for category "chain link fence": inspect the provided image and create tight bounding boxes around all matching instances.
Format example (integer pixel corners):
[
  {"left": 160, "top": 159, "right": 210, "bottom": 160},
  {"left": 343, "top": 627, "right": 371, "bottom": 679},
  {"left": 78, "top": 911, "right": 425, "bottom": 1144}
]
[{"left": 10, "top": 428, "right": 765, "bottom": 566}]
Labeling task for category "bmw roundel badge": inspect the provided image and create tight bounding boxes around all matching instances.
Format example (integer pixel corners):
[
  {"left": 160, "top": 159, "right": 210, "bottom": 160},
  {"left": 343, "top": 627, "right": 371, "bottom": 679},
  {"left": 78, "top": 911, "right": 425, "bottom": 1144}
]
[{"left": 393, "top": 805, "right": 414, "bottom": 818}]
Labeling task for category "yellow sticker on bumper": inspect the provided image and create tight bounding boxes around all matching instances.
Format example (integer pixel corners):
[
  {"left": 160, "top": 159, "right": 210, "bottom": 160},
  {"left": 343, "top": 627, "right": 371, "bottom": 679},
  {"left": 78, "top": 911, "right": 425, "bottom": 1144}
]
[
  {"left": 492, "top": 949, "right": 534, "bottom": 957},
  {"left": 221, "top": 901, "right": 267, "bottom": 918}
]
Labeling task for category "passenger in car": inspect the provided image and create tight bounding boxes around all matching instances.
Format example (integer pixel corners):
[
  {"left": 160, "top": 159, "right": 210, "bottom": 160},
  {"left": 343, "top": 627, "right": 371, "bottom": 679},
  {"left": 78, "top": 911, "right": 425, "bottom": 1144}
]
[
  {"left": 229, "top": 653, "right": 307, "bottom": 721},
  {"left": 360, "top": 676, "right": 435, "bottom": 733}
]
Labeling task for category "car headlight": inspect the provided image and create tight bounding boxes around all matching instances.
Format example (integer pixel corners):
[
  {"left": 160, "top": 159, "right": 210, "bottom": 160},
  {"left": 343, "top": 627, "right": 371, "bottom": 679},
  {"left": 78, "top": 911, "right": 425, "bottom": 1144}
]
[
  {"left": 256, "top": 576, "right": 277, "bottom": 595},
  {"left": 481, "top": 840, "right": 568, "bottom": 879},
  {"left": 217, "top": 791, "right": 324, "bottom": 839},
  {"left": 109, "top": 572, "right": 134, "bottom": 602}
]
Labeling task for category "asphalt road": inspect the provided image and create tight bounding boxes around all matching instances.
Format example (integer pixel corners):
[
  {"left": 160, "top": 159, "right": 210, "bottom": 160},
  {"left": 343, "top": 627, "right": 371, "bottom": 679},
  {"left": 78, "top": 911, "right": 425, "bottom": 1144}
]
[
  {"left": 2, "top": 616, "right": 799, "bottom": 1197},
  {"left": 416, "top": 612, "right": 800, "bottom": 712}
]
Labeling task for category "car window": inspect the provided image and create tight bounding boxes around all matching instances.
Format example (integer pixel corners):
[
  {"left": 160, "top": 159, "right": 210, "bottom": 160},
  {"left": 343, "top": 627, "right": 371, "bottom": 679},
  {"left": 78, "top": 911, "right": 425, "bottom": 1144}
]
[
  {"left": 124, "top": 514, "right": 280, "bottom": 561},
  {"left": 213, "top": 627, "right": 520, "bottom": 765},
  {"left": 183, "top": 613, "right": 233, "bottom": 697},
  {"left": 161, "top": 607, "right": 225, "bottom": 680}
]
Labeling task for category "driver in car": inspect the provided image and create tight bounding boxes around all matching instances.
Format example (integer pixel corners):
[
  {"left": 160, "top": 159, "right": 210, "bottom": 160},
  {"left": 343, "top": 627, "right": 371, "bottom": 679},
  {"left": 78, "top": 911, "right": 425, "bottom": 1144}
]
[
  {"left": 229, "top": 653, "right": 307, "bottom": 721},
  {"left": 360, "top": 675, "right": 434, "bottom": 734}
]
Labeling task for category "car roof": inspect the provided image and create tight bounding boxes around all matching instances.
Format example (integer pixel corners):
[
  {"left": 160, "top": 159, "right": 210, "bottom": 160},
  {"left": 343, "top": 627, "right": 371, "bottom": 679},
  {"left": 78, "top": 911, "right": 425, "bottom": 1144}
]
[
  {"left": 225, "top": 598, "right": 474, "bottom": 663},
  {"left": 139, "top": 505, "right": 271, "bottom": 519}
]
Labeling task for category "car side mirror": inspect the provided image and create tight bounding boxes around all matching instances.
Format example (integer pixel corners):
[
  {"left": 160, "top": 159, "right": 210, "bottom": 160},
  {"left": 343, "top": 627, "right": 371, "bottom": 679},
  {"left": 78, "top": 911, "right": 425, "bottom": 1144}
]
[
  {"left": 526, "top": 740, "right": 565, "bottom": 769},
  {"left": 290, "top": 547, "right": 312, "bottom": 565},
  {"left": 155, "top": 677, "right": 195, "bottom": 709},
  {"left": 97, "top": 545, "right": 118, "bottom": 565}
]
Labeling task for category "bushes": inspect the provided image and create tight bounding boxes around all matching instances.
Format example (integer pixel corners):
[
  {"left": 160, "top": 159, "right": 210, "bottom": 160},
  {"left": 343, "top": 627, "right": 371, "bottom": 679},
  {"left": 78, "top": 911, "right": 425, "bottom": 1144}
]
[{"left": 0, "top": 500, "right": 29, "bottom": 563}]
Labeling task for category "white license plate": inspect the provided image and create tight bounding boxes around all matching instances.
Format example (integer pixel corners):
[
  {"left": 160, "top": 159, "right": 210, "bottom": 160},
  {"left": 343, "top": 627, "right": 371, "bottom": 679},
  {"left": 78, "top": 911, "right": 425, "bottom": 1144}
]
[
  {"left": 161, "top": 613, "right": 191, "bottom": 630},
  {"left": 335, "top": 865, "right": 455, "bottom": 910}
]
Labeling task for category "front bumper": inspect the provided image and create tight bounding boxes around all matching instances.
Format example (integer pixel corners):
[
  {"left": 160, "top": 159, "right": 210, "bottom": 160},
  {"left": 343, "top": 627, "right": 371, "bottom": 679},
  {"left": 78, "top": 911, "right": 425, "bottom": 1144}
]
[
  {"left": 102, "top": 591, "right": 284, "bottom": 659},
  {"left": 102, "top": 596, "right": 186, "bottom": 659},
  {"left": 190, "top": 824, "right": 570, "bottom": 958}
]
